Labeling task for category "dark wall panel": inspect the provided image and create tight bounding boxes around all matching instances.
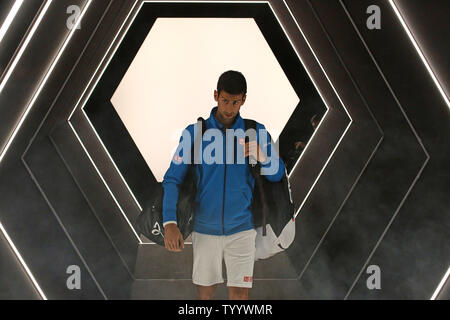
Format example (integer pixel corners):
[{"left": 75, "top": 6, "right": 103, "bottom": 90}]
[
  {"left": 0, "top": 0, "right": 45, "bottom": 77},
  {"left": 0, "top": 229, "right": 40, "bottom": 299},
  {"left": 23, "top": 137, "right": 133, "bottom": 299},
  {"left": 0, "top": 156, "right": 105, "bottom": 299},
  {"left": 340, "top": 0, "right": 450, "bottom": 300},
  {"left": 0, "top": 0, "right": 135, "bottom": 299}
]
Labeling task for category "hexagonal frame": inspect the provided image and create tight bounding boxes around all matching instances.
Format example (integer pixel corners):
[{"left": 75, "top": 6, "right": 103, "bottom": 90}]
[{"left": 68, "top": 1, "right": 351, "bottom": 248}]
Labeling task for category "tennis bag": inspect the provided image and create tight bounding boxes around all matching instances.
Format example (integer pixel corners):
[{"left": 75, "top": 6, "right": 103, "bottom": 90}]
[
  {"left": 243, "top": 119, "right": 296, "bottom": 261},
  {"left": 135, "top": 169, "right": 197, "bottom": 246},
  {"left": 135, "top": 117, "right": 205, "bottom": 245}
]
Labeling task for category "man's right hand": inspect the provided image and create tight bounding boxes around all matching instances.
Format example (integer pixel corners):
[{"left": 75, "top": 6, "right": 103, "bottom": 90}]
[{"left": 164, "top": 224, "right": 184, "bottom": 252}]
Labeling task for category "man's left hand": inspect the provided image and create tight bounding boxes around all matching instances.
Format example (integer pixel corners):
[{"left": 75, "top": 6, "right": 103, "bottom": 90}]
[{"left": 244, "top": 141, "right": 267, "bottom": 164}]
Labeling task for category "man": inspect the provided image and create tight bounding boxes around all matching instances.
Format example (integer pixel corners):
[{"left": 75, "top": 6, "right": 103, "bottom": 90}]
[{"left": 162, "top": 70, "right": 285, "bottom": 300}]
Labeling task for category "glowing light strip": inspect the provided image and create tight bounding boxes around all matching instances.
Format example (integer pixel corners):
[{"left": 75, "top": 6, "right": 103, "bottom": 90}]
[
  {"left": 0, "top": 0, "right": 53, "bottom": 163},
  {"left": 0, "top": 0, "right": 24, "bottom": 44},
  {"left": 0, "top": 222, "right": 47, "bottom": 299},
  {"left": 431, "top": 266, "right": 450, "bottom": 300},
  {"left": 0, "top": 0, "right": 51, "bottom": 95},
  {"left": 68, "top": 120, "right": 142, "bottom": 243},
  {"left": 68, "top": 0, "right": 144, "bottom": 243},
  {"left": 81, "top": 110, "right": 142, "bottom": 211},
  {"left": 68, "top": 0, "right": 141, "bottom": 122},
  {"left": 0, "top": 0, "right": 93, "bottom": 165},
  {"left": 0, "top": 0, "right": 93, "bottom": 300},
  {"left": 0, "top": 0, "right": 53, "bottom": 301},
  {"left": 389, "top": 0, "right": 449, "bottom": 109},
  {"left": 280, "top": 0, "right": 352, "bottom": 217}
]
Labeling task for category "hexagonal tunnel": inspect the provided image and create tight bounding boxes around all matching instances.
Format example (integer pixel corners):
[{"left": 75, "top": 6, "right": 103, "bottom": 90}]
[
  {"left": 2, "top": 0, "right": 447, "bottom": 301},
  {"left": 82, "top": 2, "right": 327, "bottom": 235},
  {"left": 0, "top": 0, "right": 360, "bottom": 300},
  {"left": 75, "top": 2, "right": 332, "bottom": 294}
]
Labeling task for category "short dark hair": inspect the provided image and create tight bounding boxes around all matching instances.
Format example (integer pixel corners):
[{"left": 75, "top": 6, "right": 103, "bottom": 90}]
[{"left": 217, "top": 70, "right": 247, "bottom": 96}]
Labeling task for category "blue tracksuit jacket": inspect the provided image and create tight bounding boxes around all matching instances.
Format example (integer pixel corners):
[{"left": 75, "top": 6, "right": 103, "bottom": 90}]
[{"left": 162, "top": 106, "right": 285, "bottom": 235}]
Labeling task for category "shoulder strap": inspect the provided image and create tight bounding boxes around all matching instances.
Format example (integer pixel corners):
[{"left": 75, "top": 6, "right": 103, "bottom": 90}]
[
  {"left": 198, "top": 117, "right": 207, "bottom": 136},
  {"left": 243, "top": 118, "right": 256, "bottom": 133},
  {"left": 244, "top": 119, "right": 268, "bottom": 235},
  {"left": 243, "top": 119, "right": 259, "bottom": 170},
  {"left": 191, "top": 117, "right": 207, "bottom": 165}
]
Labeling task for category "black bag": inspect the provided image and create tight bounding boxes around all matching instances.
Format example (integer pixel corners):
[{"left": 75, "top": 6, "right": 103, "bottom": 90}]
[
  {"left": 135, "top": 117, "right": 205, "bottom": 245},
  {"left": 243, "top": 119, "right": 296, "bottom": 260}
]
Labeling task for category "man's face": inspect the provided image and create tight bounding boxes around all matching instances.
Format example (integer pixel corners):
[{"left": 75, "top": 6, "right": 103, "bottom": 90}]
[{"left": 214, "top": 90, "right": 246, "bottom": 128}]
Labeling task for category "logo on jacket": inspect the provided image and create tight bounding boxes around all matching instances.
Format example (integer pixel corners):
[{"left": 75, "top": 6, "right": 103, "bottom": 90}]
[
  {"left": 243, "top": 276, "right": 253, "bottom": 282},
  {"left": 173, "top": 155, "right": 183, "bottom": 163}
]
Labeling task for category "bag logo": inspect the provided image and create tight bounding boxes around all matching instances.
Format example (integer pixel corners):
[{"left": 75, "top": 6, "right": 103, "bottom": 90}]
[{"left": 152, "top": 222, "right": 164, "bottom": 238}]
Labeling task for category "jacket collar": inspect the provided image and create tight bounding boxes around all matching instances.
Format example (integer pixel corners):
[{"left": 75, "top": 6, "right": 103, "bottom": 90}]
[{"left": 208, "top": 106, "right": 243, "bottom": 130}]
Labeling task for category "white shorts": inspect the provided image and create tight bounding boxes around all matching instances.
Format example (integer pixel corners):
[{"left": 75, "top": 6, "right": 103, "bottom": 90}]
[{"left": 191, "top": 228, "right": 257, "bottom": 288}]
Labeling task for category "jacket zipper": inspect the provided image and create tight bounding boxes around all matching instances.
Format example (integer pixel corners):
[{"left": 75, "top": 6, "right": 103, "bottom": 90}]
[{"left": 222, "top": 128, "right": 227, "bottom": 235}]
